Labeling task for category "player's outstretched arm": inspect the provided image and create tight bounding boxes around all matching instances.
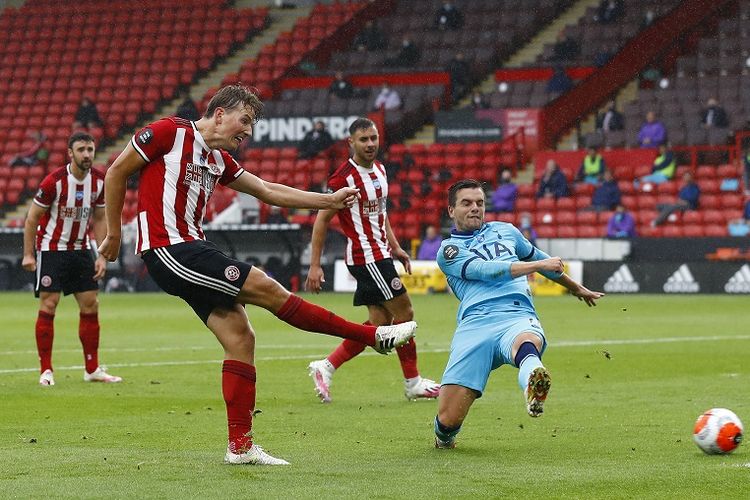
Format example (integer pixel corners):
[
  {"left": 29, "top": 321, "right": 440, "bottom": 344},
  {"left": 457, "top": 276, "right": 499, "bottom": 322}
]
[
  {"left": 552, "top": 274, "right": 605, "bottom": 306},
  {"left": 305, "top": 208, "right": 337, "bottom": 293},
  {"left": 229, "top": 171, "right": 358, "bottom": 210},
  {"left": 100, "top": 144, "right": 146, "bottom": 261}
]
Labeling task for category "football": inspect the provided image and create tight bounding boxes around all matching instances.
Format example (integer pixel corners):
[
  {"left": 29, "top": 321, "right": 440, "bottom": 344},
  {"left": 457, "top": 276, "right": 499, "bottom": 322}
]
[{"left": 693, "top": 408, "right": 744, "bottom": 455}]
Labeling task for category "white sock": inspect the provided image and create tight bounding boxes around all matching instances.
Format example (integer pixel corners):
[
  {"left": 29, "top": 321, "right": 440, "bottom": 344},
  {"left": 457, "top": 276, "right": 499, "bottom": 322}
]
[{"left": 405, "top": 376, "right": 421, "bottom": 387}]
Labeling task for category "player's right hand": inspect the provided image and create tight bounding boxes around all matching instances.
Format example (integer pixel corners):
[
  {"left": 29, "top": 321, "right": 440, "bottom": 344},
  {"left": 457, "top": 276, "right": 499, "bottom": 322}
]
[
  {"left": 305, "top": 265, "right": 325, "bottom": 294},
  {"left": 329, "top": 187, "right": 359, "bottom": 209},
  {"left": 98, "top": 234, "right": 121, "bottom": 262},
  {"left": 21, "top": 255, "right": 36, "bottom": 272},
  {"left": 539, "top": 257, "right": 564, "bottom": 274}
]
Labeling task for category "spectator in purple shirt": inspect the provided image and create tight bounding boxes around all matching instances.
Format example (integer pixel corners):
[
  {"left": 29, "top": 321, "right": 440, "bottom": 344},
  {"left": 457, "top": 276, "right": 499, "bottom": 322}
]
[
  {"left": 417, "top": 225, "right": 442, "bottom": 260},
  {"left": 637, "top": 110, "right": 667, "bottom": 148},
  {"left": 606, "top": 204, "right": 636, "bottom": 238},
  {"left": 490, "top": 168, "right": 517, "bottom": 212}
]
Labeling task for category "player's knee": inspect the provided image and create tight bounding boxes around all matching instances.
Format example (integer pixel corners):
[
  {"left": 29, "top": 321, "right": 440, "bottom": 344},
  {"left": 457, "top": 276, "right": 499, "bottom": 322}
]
[
  {"left": 39, "top": 296, "right": 60, "bottom": 314},
  {"left": 79, "top": 298, "right": 99, "bottom": 315}
]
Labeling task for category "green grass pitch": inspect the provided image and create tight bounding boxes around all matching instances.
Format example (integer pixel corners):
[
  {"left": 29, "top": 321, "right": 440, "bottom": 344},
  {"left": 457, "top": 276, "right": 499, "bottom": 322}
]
[{"left": 0, "top": 292, "right": 748, "bottom": 498}]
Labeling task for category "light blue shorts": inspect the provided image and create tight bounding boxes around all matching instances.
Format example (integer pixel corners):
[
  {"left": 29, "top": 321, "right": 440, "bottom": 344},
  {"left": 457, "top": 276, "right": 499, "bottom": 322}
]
[{"left": 441, "top": 311, "right": 547, "bottom": 397}]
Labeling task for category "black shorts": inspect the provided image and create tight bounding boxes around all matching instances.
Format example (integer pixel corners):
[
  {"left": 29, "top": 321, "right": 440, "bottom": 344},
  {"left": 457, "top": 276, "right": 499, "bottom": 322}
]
[
  {"left": 35, "top": 250, "right": 98, "bottom": 298},
  {"left": 347, "top": 258, "right": 407, "bottom": 306},
  {"left": 141, "top": 240, "right": 252, "bottom": 324}
]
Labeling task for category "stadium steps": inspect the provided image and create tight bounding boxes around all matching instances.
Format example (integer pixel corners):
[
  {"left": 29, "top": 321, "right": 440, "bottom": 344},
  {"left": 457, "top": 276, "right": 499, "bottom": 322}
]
[
  {"left": 555, "top": 80, "right": 639, "bottom": 150},
  {"left": 93, "top": 6, "right": 312, "bottom": 167},
  {"left": 404, "top": 0, "right": 598, "bottom": 147},
  {"left": 503, "top": 0, "right": 602, "bottom": 69},
  {"left": 464, "top": 0, "right": 601, "bottom": 102}
]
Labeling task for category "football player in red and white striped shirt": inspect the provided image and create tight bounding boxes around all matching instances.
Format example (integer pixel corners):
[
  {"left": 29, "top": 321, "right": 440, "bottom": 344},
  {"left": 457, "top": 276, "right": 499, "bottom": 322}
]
[
  {"left": 305, "top": 118, "right": 440, "bottom": 403},
  {"left": 99, "top": 85, "right": 417, "bottom": 466},
  {"left": 22, "top": 132, "right": 122, "bottom": 386}
]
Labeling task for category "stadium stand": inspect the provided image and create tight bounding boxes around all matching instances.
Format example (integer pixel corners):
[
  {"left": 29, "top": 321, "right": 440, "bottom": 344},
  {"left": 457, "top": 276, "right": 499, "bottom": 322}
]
[{"left": 2, "top": 0, "right": 748, "bottom": 244}]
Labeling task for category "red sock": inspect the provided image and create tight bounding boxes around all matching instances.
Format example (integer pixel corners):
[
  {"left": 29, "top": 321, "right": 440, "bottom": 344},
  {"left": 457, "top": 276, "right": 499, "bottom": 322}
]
[
  {"left": 79, "top": 312, "right": 100, "bottom": 374},
  {"left": 396, "top": 336, "right": 419, "bottom": 379},
  {"left": 276, "top": 295, "right": 376, "bottom": 346},
  {"left": 35, "top": 311, "right": 55, "bottom": 373},
  {"left": 327, "top": 321, "right": 370, "bottom": 369},
  {"left": 223, "top": 360, "right": 256, "bottom": 453}
]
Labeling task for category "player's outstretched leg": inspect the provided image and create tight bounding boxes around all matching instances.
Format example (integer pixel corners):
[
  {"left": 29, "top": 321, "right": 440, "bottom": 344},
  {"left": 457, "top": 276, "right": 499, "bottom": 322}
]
[
  {"left": 515, "top": 341, "right": 550, "bottom": 417},
  {"left": 275, "top": 295, "right": 416, "bottom": 354}
]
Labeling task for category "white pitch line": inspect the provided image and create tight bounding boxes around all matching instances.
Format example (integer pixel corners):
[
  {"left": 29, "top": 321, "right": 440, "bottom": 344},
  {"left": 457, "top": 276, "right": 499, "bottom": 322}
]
[{"left": 0, "top": 334, "right": 748, "bottom": 375}]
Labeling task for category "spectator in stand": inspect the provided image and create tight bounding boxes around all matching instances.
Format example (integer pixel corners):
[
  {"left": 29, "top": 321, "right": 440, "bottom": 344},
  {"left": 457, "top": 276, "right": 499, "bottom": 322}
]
[
  {"left": 298, "top": 120, "right": 334, "bottom": 159},
  {"left": 635, "top": 143, "right": 676, "bottom": 186},
  {"left": 640, "top": 8, "right": 657, "bottom": 28},
  {"left": 585, "top": 169, "right": 621, "bottom": 211},
  {"left": 417, "top": 225, "right": 442, "bottom": 261},
  {"left": 470, "top": 91, "right": 489, "bottom": 109},
  {"left": 446, "top": 52, "right": 471, "bottom": 102},
  {"left": 352, "top": 20, "right": 386, "bottom": 52},
  {"left": 519, "top": 212, "right": 538, "bottom": 246},
  {"left": 653, "top": 171, "right": 700, "bottom": 226},
  {"left": 329, "top": 71, "right": 355, "bottom": 99},
  {"left": 175, "top": 90, "right": 200, "bottom": 121},
  {"left": 576, "top": 147, "right": 606, "bottom": 184},
  {"left": 606, "top": 204, "right": 636, "bottom": 238},
  {"left": 594, "top": 0, "right": 624, "bottom": 24},
  {"left": 73, "top": 96, "right": 104, "bottom": 130},
  {"left": 490, "top": 168, "right": 517, "bottom": 212},
  {"left": 727, "top": 199, "right": 750, "bottom": 236},
  {"left": 637, "top": 110, "right": 667, "bottom": 148},
  {"left": 595, "top": 100, "right": 624, "bottom": 132},
  {"left": 551, "top": 31, "right": 580, "bottom": 62},
  {"left": 536, "top": 159, "right": 570, "bottom": 199},
  {"left": 386, "top": 36, "right": 420, "bottom": 67},
  {"left": 592, "top": 46, "right": 613, "bottom": 68},
  {"left": 700, "top": 97, "right": 729, "bottom": 129},
  {"left": 546, "top": 66, "right": 573, "bottom": 94},
  {"left": 434, "top": 1, "right": 464, "bottom": 30},
  {"left": 373, "top": 83, "right": 402, "bottom": 111},
  {"left": 9, "top": 130, "right": 49, "bottom": 167}
]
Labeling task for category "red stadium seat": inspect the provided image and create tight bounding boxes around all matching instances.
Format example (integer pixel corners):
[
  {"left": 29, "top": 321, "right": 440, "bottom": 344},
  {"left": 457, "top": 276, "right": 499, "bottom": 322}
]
[{"left": 576, "top": 226, "right": 601, "bottom": 238}]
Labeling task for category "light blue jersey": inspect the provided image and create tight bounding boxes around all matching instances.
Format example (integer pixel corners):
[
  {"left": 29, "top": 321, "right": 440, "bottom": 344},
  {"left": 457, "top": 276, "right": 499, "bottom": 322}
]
[
  {"left": 437, "top": 221, "right": 561, "bottom": 323},
  {"left": 436, "top": 222, "right": 560, "bottom": 395}
]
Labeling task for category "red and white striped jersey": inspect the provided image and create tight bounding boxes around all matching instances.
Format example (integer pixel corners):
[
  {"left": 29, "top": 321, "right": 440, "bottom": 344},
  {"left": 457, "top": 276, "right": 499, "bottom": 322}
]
[
  {"left": 328, "top": 158, "right": 390, "bottom": 265},
  {"left": 131, "top": 117, "right": 244, "bottom": 253},
  {"left": 33, "top": 164, "right": 105, "bottom": 251}
]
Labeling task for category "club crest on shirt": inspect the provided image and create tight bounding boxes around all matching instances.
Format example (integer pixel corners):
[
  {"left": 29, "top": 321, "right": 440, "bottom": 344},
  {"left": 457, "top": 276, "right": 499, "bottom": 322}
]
[
  {"left": 390, "top": 277, "right": 403, "bottom": 290},
  {"left": 224, "top": 265, "right": 240, "bottom": 282},
  {"left": 208, "top": 164, "right": 221, "bottom": 176},
  {"left": 443, "top": 244, "right": 459, "bottom": 260},
  {"left": 372, "top": 179, "right": 381, "bottom": 190},
  {"left": 41, "top": 275, "right": 52, "bottom": 287},
  {"left": 75, "top": 191, "right": 84, "bottom": 201},
  {"left": 136, "top": 128, "right": 153, "bottom": 145}
]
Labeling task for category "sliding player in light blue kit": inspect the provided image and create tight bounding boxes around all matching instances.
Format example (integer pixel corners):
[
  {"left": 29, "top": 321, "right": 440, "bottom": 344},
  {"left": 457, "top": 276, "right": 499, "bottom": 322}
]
[{"left": 433, "top": 179, "right": 604, "bottom": 449}]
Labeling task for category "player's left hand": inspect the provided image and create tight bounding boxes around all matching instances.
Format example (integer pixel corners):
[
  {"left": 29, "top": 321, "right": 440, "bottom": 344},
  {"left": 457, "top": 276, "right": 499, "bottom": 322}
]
[
  {"left": 93, "top": 255, "right": 107, "bottom": 280},
  {"left": 329, "top": 187, "right": 359, "bottom": 209},
  {"left": 392, "top": 247, "right": 412, "bottom": 275},
  {"left": 572, "top": 285, "right": 604, "bottom": 307}
]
